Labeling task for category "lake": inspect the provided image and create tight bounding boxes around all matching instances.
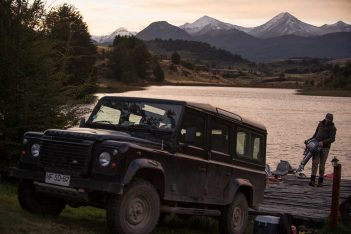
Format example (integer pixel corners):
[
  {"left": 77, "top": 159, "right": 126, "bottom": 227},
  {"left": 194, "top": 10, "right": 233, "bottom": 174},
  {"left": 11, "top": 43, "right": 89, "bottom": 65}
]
[{"left": 97, "top": 86, "right": 351, "bottom": 178}]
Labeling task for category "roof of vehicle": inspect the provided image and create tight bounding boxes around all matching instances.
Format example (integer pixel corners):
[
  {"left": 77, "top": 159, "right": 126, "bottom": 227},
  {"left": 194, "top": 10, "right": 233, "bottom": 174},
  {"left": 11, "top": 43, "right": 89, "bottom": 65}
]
[
  {"left": 100, "top": 96, "right": 266, "bottom": 132},
  {"left": 186, "top": 102, "right": 266, "bottom": 131}
]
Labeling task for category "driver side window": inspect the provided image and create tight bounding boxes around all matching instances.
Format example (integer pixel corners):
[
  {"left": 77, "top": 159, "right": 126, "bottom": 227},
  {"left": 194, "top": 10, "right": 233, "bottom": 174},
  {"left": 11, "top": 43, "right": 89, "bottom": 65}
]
[{"left": 179, "top": 110, "right": 205, "bottom": 148}]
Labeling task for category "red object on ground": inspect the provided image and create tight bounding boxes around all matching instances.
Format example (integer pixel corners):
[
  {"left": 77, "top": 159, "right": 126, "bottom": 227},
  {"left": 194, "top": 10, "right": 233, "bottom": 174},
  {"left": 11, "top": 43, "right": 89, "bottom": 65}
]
[{"left": 325, "top": 173, "right": 334, "bottom": 180}]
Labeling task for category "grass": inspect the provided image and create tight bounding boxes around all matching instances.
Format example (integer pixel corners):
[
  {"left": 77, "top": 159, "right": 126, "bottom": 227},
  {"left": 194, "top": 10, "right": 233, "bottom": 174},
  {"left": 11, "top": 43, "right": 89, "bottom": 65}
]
[
  {"left": 0, "top": 181, "right": 221, "bottom": 234},
  {"left": 96, "top": 78, "right": 145, "bottom": 94},
  {"left": 297, "top": 89, "right": 351, "bottom": 97}
]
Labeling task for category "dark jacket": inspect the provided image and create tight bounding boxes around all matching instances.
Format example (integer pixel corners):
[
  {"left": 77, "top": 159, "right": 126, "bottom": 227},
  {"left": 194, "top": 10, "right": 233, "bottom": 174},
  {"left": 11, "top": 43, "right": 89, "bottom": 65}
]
[{"left": 311, "top": 120, "right": 337, "bottom": 148}]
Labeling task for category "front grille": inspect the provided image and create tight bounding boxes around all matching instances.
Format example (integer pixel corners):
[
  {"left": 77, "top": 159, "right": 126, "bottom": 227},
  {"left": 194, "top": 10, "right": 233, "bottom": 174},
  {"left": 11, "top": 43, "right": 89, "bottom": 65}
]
[{"left": 40, "top": 138, "right": 93, "bottom": 176}]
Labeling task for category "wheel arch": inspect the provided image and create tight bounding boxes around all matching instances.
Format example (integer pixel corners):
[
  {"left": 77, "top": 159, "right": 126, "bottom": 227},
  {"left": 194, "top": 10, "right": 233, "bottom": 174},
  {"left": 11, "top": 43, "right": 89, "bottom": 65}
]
[
  {"left": 122, "top": 158, "right": 165, "bottom": 198},
  {"left": 224, "top": 178, "right": 254, "bottom": 208}
]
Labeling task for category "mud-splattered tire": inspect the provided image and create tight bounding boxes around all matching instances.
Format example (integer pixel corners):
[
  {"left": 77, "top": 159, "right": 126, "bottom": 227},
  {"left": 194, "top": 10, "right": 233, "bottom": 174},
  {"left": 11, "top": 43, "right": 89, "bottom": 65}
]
[
  {"left": 219, "top": 192, "right": 248, "bottom": 234},
  {"left": 18, "top": 180, "right": 66, "bottom": 216},
  {"left": 106, "top": 179, "right": 160, "bottom": 234}
]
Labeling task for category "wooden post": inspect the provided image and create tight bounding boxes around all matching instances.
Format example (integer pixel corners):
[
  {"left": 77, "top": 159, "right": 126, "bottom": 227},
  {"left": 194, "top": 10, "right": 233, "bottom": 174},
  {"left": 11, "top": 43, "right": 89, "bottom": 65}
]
[{"left": 330, "top": 163, "right": 342, "bottom": 228}]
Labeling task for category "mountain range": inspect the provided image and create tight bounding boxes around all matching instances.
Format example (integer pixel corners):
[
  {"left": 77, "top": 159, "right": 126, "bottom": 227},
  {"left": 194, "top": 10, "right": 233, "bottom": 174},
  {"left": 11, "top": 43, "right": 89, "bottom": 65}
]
[{"left": 93, "top": 12, "right": 351, "bottom": 61}]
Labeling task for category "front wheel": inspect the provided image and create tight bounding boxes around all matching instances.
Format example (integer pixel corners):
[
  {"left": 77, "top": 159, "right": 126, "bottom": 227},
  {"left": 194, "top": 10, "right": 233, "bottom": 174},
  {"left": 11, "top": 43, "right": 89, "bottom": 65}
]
[
  {"left": 106, "top": 179, "right": 160, "bottom": 234},
  {"left": 18, "top": 180, "right": 66, "bottom": 216},
  {"left": 219, "top": 192, "right": 248, "bottom": 234}
]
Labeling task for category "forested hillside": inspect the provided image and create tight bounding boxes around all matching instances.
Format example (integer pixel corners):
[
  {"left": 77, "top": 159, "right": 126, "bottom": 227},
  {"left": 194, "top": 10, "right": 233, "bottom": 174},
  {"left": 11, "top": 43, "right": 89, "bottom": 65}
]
[{"left": 146, "top": 39, "right": 247, "bottom": 64}]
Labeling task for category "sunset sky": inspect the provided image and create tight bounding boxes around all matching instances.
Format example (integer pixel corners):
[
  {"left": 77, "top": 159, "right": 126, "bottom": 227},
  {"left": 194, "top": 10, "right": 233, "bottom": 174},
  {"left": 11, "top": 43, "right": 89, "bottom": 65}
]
[{"left": 51, "top": 0, "right": 351, "bottom": 35}]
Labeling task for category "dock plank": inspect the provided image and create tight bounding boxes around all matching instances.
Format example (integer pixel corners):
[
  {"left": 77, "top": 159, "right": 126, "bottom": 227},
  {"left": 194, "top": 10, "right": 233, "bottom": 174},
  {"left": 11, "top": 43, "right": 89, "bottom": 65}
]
[{"left": 254, "top": 175, "right": 351, "bottom": 223}]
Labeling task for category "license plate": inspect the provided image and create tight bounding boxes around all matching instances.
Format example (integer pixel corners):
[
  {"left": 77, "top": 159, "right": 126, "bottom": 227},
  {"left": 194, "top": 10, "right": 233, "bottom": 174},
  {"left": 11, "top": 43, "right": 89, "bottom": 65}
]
[{"left": 45, "top": 172, "right": 71, "bottom": 186}]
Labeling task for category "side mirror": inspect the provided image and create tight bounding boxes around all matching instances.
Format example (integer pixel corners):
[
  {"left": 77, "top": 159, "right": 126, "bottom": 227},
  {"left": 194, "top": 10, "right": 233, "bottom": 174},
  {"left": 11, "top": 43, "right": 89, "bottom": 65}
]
[
  {"left": 185, "top": 127, "right": 196, "bottom": 144},
  {"left": 79, "top": 118, "right": 86, "bottom": 128}
]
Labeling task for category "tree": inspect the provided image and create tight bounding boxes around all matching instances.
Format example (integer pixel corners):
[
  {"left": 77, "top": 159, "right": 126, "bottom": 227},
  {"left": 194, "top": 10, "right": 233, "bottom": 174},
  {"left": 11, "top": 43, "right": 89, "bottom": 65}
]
[
  {"left": 45, "top": 4, "right": 97, "bottom": 98},
  {"left": 171, "top": 51, "right": 180, "bottom": 64},
  {"left": 108, "top": 36, "right": 152, "bottom": 82},
  {"left": 0, "top": 0, "right": 86, "bottom": 169},
  {"left": 153, "top": 64, "right": 164, "bottom": 82}
]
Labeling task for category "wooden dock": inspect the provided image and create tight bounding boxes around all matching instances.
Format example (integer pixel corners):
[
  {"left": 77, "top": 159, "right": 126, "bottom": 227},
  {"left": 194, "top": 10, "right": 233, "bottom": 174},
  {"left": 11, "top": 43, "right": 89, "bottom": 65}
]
[{"left": 250, "top": 175, "right": 351, "bottom": 224}]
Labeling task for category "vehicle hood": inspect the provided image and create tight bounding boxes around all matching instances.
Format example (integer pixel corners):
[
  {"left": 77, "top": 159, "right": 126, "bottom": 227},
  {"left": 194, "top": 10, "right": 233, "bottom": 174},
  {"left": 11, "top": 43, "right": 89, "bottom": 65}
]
[{"left": 43, "top": 128, "right": 161, "bottom": 147}]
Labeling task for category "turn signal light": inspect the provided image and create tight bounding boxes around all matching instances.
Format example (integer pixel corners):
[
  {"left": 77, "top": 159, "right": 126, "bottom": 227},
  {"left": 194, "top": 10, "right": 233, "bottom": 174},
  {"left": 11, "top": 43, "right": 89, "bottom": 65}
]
[{"left": 110, "top": 162, "right": 117, "bottom": 169}]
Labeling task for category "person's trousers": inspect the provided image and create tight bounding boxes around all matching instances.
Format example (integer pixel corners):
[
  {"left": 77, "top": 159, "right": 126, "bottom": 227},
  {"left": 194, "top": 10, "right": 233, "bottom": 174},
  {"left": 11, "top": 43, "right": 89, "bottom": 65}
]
[{"left": 311, "top": 148, "right": 330, "bottom": 177}]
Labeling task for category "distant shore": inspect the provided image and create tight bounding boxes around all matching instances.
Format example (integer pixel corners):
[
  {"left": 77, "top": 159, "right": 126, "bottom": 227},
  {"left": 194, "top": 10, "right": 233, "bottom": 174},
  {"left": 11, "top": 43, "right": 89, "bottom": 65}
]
[
  {"left": 297, "top": 89, "right": 351, "bottom": 97},
  {"left": 97, "top": 79, "right": 351, "bottom": 98}
]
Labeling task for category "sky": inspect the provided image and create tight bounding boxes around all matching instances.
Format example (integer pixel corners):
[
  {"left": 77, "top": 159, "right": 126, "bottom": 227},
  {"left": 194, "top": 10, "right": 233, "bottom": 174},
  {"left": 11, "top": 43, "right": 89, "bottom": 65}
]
[{"left": 49, "top": 0, "right": 351, "bottom": 35}]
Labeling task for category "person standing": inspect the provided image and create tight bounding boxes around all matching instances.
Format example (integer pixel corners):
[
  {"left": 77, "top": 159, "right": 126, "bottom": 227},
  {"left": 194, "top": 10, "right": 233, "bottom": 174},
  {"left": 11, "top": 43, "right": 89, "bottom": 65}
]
[{"left": 307, "top": 113, "right": 336, "bottom": 187}]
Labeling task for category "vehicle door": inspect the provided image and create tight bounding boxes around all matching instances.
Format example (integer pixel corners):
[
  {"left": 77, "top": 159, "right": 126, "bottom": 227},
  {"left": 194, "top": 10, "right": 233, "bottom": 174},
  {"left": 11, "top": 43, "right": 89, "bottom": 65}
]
[
  {"left": 207, "top": 118, "right": 233, "bottom": 203},
  {"left": 175, "top": 108, "right": 209, "bottom": 203}
]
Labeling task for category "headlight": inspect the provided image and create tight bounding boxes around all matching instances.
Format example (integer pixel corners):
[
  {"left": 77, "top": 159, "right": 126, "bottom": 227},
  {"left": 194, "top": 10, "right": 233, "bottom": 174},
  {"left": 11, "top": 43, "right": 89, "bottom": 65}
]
[
  {"left": 98, "top": 152, "right": 111, "bottom": 167},
  {"left": 31, "top": 143, "right": 40, "bottom": 157}
]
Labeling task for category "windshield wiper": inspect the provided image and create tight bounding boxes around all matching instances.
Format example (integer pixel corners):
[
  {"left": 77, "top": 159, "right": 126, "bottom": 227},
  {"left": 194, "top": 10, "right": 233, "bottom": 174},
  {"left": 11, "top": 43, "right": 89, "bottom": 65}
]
[{"left": 92, "top": 120, "right": 119, "bottom": 130}]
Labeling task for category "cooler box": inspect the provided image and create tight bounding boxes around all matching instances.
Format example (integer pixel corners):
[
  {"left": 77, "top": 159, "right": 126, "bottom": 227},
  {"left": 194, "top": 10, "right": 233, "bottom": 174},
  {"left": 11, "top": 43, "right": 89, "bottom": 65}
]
[{"left": 254, "top": 215, "right": 280, "bottom": 234}]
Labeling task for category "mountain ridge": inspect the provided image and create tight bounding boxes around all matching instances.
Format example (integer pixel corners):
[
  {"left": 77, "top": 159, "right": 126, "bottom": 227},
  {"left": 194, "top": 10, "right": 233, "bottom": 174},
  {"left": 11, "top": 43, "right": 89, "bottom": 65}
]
[
  {"left": 93, "top": 12, "right": 351, "bottom": 42},
  {"left": 92, "top": 27, "right": 136, "bottom": 44},
  {"left": 248, "top": 12, "right": 322, "bottom": 38},
  {"left": 94, "top": 13, "right": 351, "bottom": 62},
  {"left": 179, "top": 15, "right": 251, "bottom": 35},
  {"left": 136, "top": 21, "right": 191, "bottom": 41}
]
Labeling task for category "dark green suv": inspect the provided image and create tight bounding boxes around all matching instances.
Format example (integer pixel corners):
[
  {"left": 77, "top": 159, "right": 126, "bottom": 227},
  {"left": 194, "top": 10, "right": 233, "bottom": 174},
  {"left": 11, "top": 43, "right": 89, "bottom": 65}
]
[{"left": 11, "top": 96, "right": 267, "bottom": 234}]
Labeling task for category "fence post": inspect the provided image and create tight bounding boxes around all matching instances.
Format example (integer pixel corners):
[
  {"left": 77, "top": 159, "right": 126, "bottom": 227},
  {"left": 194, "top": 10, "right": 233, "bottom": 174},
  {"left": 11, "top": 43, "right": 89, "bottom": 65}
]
[{"left": 330, "top": 157, "right": 341, "bottom": 229}]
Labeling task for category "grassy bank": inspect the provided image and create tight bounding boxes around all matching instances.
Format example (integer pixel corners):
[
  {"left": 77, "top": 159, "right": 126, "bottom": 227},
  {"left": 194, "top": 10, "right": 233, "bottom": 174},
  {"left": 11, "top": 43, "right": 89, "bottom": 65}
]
[
  {"left": 0, "top": 181, "right": 221, "bottom": 234},
  {"left": 96, "top": 76, "right": 351, "bottom": 98},
  {"left": 297, "top": 89, "right": 351, "bottom": 97},
  {"left": 97, "top": 79, "right": 146, "bottom": 94}
]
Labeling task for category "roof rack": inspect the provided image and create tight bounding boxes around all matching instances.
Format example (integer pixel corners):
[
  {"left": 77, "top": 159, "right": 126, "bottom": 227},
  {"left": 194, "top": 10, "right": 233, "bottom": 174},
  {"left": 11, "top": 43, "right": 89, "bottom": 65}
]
[{"left": 216, "top": 108, "right": 242, "bottom": 122}]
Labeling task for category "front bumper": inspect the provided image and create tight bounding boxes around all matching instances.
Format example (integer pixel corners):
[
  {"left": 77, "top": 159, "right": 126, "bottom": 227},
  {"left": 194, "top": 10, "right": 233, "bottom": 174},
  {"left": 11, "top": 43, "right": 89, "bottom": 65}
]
[{"left": 9, "top": 167, "right": 124, "bottom": 194}]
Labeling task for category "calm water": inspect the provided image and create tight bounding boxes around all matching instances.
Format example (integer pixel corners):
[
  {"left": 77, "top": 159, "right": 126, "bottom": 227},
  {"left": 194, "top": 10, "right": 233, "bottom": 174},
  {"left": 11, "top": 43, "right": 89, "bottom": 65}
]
[{"left": 97, "top": 86, "right": 351, "bottom": 178}]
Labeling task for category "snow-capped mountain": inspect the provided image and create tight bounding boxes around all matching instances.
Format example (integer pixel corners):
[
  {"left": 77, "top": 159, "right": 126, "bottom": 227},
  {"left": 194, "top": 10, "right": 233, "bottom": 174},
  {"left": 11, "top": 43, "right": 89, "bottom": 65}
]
[
  {"left": 92, "top": 13, "right": 351, "bottom": 45},
  {"left": 180, "top": 15, "right": 251, "bottom": 35},
  {"left": 320, "top": 21, "right": 351, "bottom": 34},
  {"left": 92, "top": 28, "right": 136, "bottom": 44},
  {"left": 248, "top": 12, "right": 322, "bottom": 38}
]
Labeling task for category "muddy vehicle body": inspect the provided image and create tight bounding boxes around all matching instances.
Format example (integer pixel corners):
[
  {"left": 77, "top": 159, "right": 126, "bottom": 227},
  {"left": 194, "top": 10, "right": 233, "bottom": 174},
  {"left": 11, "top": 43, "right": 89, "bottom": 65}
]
[{"left": 11, "top": 96, "right": 267, "bottom": 234}]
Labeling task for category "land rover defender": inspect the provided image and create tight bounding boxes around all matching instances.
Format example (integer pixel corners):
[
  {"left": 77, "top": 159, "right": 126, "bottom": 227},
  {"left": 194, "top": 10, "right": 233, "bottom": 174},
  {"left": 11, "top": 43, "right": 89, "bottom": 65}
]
[{"left": 11, "top": 96, "right": 267, "bottom": 234}]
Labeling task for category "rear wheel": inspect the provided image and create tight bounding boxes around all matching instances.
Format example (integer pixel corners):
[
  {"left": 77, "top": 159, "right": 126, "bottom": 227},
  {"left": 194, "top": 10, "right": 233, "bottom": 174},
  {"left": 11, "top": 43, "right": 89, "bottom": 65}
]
[
  {"left": 219, "top": 192, "right": 248, "bottom": 234},
  {"left": 18, "top": 180, "right": 66, "bottom": 216},
  {"left": 106, "top": 179, "right": 160, "bottom": 234}
]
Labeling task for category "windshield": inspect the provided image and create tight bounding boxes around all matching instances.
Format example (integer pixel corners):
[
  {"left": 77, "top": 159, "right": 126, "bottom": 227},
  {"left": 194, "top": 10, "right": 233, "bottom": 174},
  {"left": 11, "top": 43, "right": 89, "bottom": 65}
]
[{"left": 88, "top": 98, "right": 183, "bottom": 132}]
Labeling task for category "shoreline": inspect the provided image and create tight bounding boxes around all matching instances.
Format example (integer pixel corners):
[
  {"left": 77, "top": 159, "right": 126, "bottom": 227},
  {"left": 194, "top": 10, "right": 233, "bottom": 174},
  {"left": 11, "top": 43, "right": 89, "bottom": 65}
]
[
  {"left": 97, "top": 80, "right": 351, "bottom": 97},
  {"left": 297, "top": 89, "right": 351, "bottom": 97}
]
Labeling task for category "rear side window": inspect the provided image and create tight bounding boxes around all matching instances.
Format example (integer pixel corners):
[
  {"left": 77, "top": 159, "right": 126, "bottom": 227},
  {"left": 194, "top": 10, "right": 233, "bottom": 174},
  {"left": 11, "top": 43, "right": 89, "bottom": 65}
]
[
  {"left": 211, "top": 121, "right": 229, "bottom": 154},
  {"left": 252, "top": 135, "right": 262, "bottom": 160},
  {"left": 179, "top": 110, "right": 205, "bottom": 148},
  {"left": 236, "top": 131, "right": 248, "bottom": 156},
  {"left": 236, "top": 128, "right": 263, "bottom": 161}
]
